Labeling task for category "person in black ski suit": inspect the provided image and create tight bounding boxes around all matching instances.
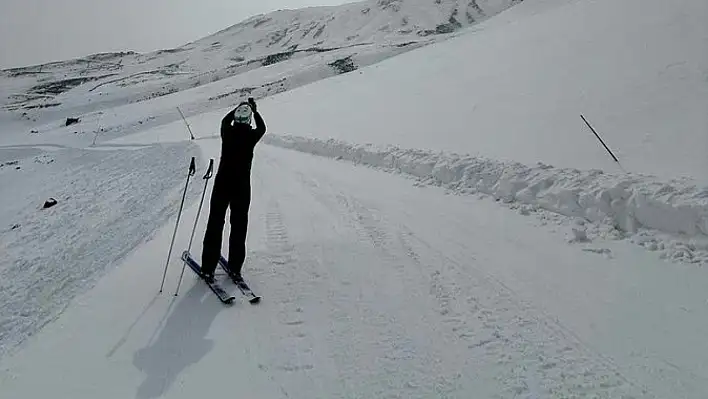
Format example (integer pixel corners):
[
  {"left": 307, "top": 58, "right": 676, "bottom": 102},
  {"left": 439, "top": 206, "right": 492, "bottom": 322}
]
[{"left": 201, "top": 98, "right": 265, "bottom": 282}]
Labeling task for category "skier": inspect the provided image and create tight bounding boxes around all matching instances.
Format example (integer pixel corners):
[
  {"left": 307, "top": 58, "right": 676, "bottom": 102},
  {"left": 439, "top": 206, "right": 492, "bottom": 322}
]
[{"left": 201, "top": 98, "right": 266, "bottom": 283}]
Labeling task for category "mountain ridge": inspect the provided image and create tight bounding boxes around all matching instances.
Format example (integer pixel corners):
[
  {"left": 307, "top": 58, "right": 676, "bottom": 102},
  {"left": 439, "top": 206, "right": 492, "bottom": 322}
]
[{"left": 0, "top": 0, "right": 522, "bottom": 128}]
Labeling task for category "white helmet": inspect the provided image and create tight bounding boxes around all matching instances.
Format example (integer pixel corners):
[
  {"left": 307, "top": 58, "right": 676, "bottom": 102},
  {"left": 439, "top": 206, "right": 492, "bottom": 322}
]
[{"left": 234, "top": 102, "right": 252, "bottom": 125}]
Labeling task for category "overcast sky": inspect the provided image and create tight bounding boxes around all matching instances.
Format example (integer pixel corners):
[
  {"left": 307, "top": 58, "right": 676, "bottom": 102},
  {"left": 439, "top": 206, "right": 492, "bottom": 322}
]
[{"left": 0, "top": 0, "right": 353, "bottom": 69}]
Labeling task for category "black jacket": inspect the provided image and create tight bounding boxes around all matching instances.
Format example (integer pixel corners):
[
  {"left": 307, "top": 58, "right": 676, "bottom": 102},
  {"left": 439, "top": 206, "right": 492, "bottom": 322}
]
[{"left": 217, "top": 109, "right": 266, "bottom": 176}]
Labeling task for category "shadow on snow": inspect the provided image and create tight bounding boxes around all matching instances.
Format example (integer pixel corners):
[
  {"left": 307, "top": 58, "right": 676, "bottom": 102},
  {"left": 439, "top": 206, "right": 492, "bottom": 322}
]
[{"left": 132, "top": 280, "right": 227, "bottom": 399}]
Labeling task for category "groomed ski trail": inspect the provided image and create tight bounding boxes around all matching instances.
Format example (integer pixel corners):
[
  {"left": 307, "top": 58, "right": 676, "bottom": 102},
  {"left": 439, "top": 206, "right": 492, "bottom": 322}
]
[{"left": 1, "top": 137, "right": 707, "bottom": 398}]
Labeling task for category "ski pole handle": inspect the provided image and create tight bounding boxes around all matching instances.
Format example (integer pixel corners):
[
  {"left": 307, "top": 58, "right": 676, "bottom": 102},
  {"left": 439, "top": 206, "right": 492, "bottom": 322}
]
[
  {"left": 189, "top": 156, "right": 196, "bottom": 176},
  {"left": 203, "top": 158, "right": 214, "bottom": 179}
]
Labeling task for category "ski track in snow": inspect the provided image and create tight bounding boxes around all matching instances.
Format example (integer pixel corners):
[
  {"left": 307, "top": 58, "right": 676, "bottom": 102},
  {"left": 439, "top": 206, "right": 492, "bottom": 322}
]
[{"left": 251, "top": 148, "right": 644, "bottom": 398}]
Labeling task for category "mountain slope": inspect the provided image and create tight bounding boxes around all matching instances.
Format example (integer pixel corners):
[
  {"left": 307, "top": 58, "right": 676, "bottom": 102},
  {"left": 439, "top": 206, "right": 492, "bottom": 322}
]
[
  {"left": 0, "top": 0, "right": 521, "bottom": 128},
  {"left": 200, "top": 0, "right": 522, "bottom": 52},
  {"left": 263, "top": 0, "right": 708, "bottom": 182}
]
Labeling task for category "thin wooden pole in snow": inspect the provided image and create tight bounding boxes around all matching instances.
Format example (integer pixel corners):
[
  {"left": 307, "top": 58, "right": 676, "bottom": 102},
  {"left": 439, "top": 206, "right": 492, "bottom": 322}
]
[{"left": 177, "top": 107, "right": 195, "bottom": 140}]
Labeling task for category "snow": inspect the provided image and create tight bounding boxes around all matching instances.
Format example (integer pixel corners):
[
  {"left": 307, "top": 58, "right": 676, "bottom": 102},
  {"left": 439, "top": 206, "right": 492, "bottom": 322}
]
[
  {"left": 263, "top": 133, "right": 708, "bottom": 264},
  {"left": 0, "top": 141, "right": 203, "bottom": 360},
  {"left": 1, "top": 140, "right": 707, "bottom": 398},
  {"left": 264, "top": 0, "right": 708, "bottom": 183},
  {"left": 0, "top": 0, "right": 520, "bottom": 130},
  {"left": 1, "top": 0, "right": 708, "bottom": 397}
]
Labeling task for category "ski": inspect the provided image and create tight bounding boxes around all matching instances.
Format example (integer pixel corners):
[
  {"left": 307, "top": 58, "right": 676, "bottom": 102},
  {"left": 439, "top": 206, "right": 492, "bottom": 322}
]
[
  {"left": 219, "top": 255, "right": 261, "bottom": 304},
  {"left": 181, "top": 250, "right": 236, "bottom": 304}
]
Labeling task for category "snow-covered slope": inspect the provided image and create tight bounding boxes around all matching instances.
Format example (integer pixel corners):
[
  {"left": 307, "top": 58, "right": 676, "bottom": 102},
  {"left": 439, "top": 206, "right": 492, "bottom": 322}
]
[
  {"left": 251, "top": 0, "right": 708, "bottom": 263},
  {"left": 207, "top": 0, "right": 520, "bottom": 50},
  {"left": 0, "top": 0, "right": 520, "bottom": 128},
  {"left": 265, "top": 0, "right": 708, "bottom": 182}
]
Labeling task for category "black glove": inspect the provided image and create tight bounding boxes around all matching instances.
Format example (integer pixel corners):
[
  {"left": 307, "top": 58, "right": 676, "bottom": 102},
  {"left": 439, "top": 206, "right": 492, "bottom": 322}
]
[{"left": 248, "top": 97, "right": 257, "bottom": 113}]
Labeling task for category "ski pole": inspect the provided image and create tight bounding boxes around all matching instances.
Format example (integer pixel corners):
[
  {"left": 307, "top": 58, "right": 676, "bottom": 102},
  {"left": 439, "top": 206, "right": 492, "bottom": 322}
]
[
  {"left": 159, "top": 156, "right": 196, "bottom": 293},
  {"left": 174, "top": 158, "right": 214, "bottom": 296}
]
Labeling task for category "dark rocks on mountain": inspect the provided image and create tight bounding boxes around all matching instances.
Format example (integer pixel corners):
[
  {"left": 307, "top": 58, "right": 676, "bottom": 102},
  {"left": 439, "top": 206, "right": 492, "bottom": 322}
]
[
  {"left": 301, "top": 22, "right": 320, "bottom": 38},
  {"left": 436, "top": 24, "right": 456, "bottom": 34},
  {"left": 0, "top": 160, "right": 19, "bottom": 169},
  {"left": 86, "top": 51, "right": 135, "bottom": 61},
  {"left": 313, "top": 25, "right": 327, "bottom": 39},
  {"left": 469, "top": 0, "right": 486, "bottom": 17},
  {"left": 34, "top": 155, "right": 54, "bottom": 164},
  {"left": 378, "top": 0, "right": 402, "bottom": 12},
  {"left": 43, "top": 198, "right": 58, "bottom": 209},
  {"left": 24, "top": 102, "right": 60, "bottom": 110},
  {"left": 65, "top": 117, "right": 80, "bottom": 126},
  {"left": 234, "top": 43, "right": 252, "bottom": 53},
  {"left": 396, "top": 41, "right": 417, "bottom": 48},
  {"left": 208, "top": 87, "right": 256, "bottom": 102},
  {"left": 268, "top": 29, "right": 289, "bottom": 46},
  {"left": 466, "top": 11, "right": 476, "bottom": 24},
  {"left": 449, "top": 8, "right": 462, "bottom": 28},
  {"left": 262, "top": 51, "right": 294, "bottom": 66},
  {"left": 329, "top": 56, "right": 357, "bottom": 75},
  {"left": 420, "top": 20, "right": 461, "bottom": 36},
  {"left": 155, "top": 48, "right": 186, "bottom": 55},
  {"left": 30, "top": 76, "right": 99, "bottom": 95}
]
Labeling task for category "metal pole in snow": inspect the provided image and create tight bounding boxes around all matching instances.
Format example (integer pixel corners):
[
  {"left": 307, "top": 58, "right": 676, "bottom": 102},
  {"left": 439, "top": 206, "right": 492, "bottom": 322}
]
[
  {"left": 159, "top": 157, "right": 196, "bottom": 293},
  {"left": 580, "top": 114, "right": 625, "bottom": 172},
  {"left": 174, "top": 159, "right": 214, "bottom": 296}
]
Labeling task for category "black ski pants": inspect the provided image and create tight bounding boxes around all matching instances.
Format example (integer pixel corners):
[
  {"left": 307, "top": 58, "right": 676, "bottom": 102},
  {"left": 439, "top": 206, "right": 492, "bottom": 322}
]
[{"left": 201, "top": 173, "right": 251, "bottom": 276}]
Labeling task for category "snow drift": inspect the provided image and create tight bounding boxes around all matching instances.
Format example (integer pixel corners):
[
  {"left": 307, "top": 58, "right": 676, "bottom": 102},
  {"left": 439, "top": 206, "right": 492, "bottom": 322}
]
[{"left": 264, "top": 134, "right": 708, "bottom": 264}]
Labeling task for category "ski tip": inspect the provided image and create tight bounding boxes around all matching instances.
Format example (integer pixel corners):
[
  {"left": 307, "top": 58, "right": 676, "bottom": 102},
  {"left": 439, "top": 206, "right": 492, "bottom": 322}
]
[{"left": 249, "top": 296, "right": 261, "bottom": 304}]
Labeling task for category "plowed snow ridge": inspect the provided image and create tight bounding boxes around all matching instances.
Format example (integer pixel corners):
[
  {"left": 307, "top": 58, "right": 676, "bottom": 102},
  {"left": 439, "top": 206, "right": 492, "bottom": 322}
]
[{"left": 264, "top": 134, "right": 708, "bottom": 265}]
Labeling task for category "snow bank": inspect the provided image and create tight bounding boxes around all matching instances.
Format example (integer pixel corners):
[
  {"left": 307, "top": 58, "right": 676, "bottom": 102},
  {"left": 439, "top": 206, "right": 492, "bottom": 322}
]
[{"left": 263, "top": 134, "right": 708, "bottom": 264}]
